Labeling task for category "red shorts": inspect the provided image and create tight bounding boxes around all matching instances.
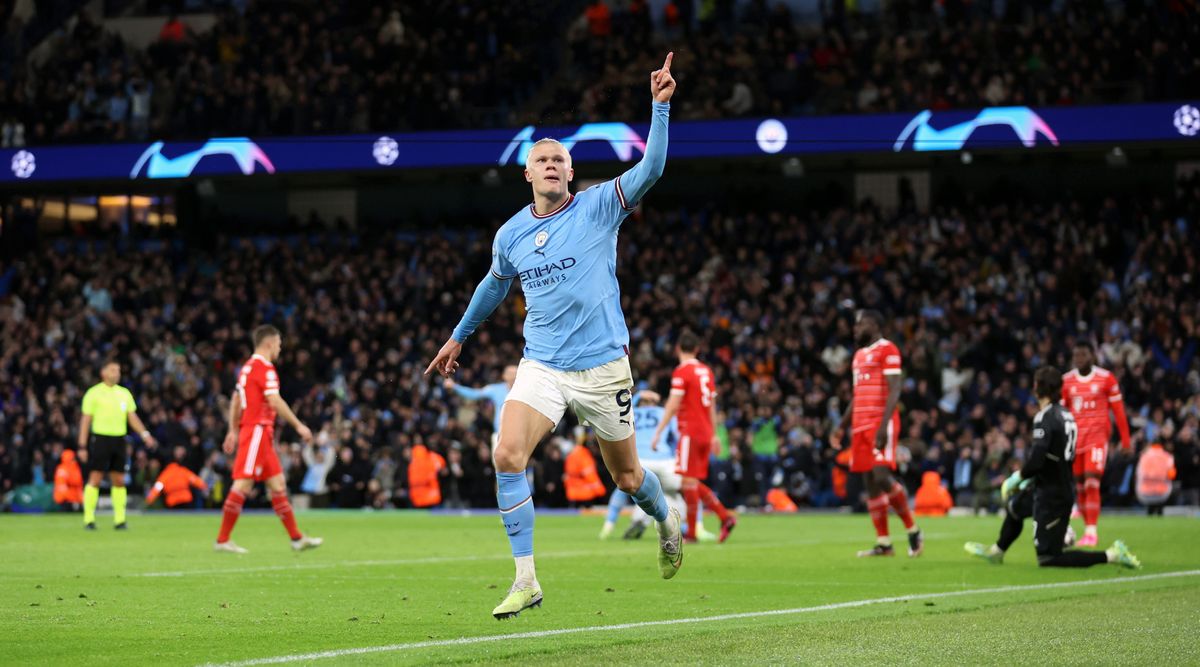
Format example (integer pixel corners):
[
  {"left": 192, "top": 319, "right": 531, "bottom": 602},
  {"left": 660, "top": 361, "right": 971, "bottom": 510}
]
[
  {"left": 850, "top": 414, "right": 899, "bottom": 474},
  {"left": 1073, "top": 443, "right": 1108, "bottom": 476},
  {"left": 233, "top": 424, "right": 282, "bottom": 481},
  {"left": 675, "top": 432, "right": 712, "bottom": 480}
]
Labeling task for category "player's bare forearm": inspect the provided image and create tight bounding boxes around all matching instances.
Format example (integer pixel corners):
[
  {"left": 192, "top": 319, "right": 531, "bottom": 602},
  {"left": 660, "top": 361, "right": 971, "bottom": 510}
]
[
  {"left": 128, "top": 412, "right": 150, "bottom": 437},
  {"left": 227, "top": 392, "right": 242, "bottom": 433},
  {"left": 837, "top": 399, "right": 853, "bottom": 433},
  {"left": 267, "top": 393, "right": 304, "bottom": 431},
  {"left": 881, "top": 376, "right": 902, "bottom": 425},
  {"left": 653, "top": 393, "right": 684, "bottom": 443},
  {"left": 77, "top": 414, "right": 92, "bottom": 448}
]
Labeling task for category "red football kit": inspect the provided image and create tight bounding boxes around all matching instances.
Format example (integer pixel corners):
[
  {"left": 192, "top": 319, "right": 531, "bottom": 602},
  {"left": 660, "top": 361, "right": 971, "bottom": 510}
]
[
  {"left": 1061, "top": 367, "right": 1130, "bottom": 476},
  {"left": 233, "top": 353, "right": 283, "bottom": 481},
  {"left": 671, "top": 358, "right": 716, "bottom": 479},
  {"left": 850, "top": 338, "right": 902, "bottom": 473}
]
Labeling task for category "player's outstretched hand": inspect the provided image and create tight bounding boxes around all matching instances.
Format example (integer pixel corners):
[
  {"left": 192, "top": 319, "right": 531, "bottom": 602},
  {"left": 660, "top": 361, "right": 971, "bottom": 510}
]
[
  {"left": 222, "top": 431, "right": 237, "bottom": 455},
  {"left": 651, "top": 52, "right": 676, "bottom": 103},
  {"left": 425, "top": 338, "right": 463, "bottom": 378},
  {"left": 296, "top": 423, "right": 314, "bottom": 444}
]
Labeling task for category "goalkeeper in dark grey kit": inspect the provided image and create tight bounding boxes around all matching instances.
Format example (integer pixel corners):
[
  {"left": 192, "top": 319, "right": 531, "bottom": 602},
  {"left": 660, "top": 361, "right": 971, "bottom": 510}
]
[{"left": 965, "top": 367, "right": 1141, "bottom": 569}]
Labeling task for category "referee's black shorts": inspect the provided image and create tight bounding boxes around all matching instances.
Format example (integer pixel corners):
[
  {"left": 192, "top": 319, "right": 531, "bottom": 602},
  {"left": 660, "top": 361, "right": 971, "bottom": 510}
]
[{"left": 87, "top": 435, "right": 128, "bottom": 474}]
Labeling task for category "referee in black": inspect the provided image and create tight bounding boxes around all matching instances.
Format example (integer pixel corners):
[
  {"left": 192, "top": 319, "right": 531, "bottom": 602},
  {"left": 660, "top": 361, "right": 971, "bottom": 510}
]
[{"left": 77, "top": 358, "right": 156, "bottom": 530}]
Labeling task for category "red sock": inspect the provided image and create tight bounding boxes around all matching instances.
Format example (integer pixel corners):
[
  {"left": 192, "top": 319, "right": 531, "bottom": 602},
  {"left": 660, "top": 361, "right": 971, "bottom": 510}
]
[
  {"left": 887, "top": 482, "right": 915, "bottom": 531},
  {"left": 1083, "top": 478, "right": 1101, "bottom": 528},
  {"left": 1076, "top": 482, "right": 1086, "bottom": 516},
  {"left": 271, "top": 491, "right": 303, "bottom": 541},
  {"left": 217, "top": 489, "right": 245, "bottom": 543},
  {"left": 683, "top": 486, "right": 701, "bottom": 539},
  {"left": 867, "top": 494, "right": 890, "bottom": 540},
  {"left": 697, "top": 483, "right": 731, "bottom": 523}
]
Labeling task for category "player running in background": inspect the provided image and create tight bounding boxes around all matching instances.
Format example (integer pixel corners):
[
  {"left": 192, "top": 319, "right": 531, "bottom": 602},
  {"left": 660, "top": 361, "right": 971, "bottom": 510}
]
[
  {"left": 651, "top": 332, "right": 737, "bottom": 543},
  {"left": 601, "top": 388, "right": 688, "bottom": 540},
  {"left": 965, "top": 367, "right": 1140, "bottom": 569},
  {"left": 426, "top": 53, "right": 682, "bottom": 620},
  {"left": 215, "top": 325, "right": 323, "bottom": 554},
  {"left": 444, "top": 364, "right": 517, "bottom": 447},
  {"left": 1062, "top": 341, "right": 1131, "bottom": 546},
  {"left": 834, "top": 310, "right": 923, "bottom": 557}
]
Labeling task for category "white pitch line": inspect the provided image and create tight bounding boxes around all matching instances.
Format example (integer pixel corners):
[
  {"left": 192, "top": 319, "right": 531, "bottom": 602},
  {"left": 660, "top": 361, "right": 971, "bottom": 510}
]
[{"left": 206, "top": 569, "right": 1200, "bottom": 667}]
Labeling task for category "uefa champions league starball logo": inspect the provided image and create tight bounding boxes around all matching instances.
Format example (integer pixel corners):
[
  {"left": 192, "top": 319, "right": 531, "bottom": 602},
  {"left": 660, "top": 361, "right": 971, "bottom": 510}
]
[
  {"left": 755, "top": 119, "right": 788, "bottom": 154},
  {"left": 10, "top": 150, "right": 35, "bottom": 179},
  {"left": 373, "top": 136, "right": 400, "bottom": 165},
  {"left": 1174, "top": 105, "right": 1200, "bottom": 137}
]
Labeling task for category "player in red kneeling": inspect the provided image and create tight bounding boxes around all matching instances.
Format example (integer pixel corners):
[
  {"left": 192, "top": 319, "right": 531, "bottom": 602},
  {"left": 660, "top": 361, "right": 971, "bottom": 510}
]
[
  {"left": 215, "top": 325, "right": 322, "bottom": 554},
  {"left": 1062, "top": 341, "right": 1131, "bottom": 546},
  {"left": 651, "top": 332, "right": 737, "bottom": 543},
  {"left": 834, "top": 310, "right": 922, "bottom": 557}
]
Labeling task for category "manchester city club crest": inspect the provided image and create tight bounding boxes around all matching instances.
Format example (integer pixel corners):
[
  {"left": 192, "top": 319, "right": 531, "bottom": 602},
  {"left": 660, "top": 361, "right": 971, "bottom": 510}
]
[{"left": 535, "top": 230, "right": 549, "bottom": 248}]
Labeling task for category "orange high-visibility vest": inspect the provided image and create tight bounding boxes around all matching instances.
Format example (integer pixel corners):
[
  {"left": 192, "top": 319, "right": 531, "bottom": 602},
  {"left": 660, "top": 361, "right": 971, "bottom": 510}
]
[
  {"left": 565, "top": 445, "right": 606, "bottom": 503},
  {"left": 54, "top": 451, "right": 84, "bottom": 504},
  {"left": 766, "top": 488, "right": 798, "bottom": 512},
  {"left": 1136, "top": 444, "right": 1176, "bottom": 499},
  {"left": 409, "top": 444, "right": 446, "bottom": 508},
  {"left": 146, "top": 462, "right": 207, "bottom": 508},
  {"left": 832, "top": 449, "right": 852, "bottom": 499},
  {"left": 914, "top": 471, "right": 953, "bottom": 517}
]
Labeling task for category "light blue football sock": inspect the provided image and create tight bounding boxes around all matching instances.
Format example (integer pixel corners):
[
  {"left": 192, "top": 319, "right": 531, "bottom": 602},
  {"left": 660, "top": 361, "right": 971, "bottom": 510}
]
[
  {"left": 497, "top": 471, "right": 535, "bottom": 557},
  {"left": 631, "top": 468, "right": 669, "bottom": 522},
  {"left": 605, "top": 489, "right": 631, "bottom": 524}
]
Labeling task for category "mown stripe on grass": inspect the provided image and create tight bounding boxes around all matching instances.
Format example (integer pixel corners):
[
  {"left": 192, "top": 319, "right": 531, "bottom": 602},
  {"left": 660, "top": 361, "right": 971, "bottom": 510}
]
[{"left": 205, "top": 569, "right": 1200, "bottom": 666}]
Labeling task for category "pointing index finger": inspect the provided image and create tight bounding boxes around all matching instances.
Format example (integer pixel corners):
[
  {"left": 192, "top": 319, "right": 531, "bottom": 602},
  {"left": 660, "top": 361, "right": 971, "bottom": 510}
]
[{"left": 662, "top": 52, "right": 673, "bottom": 73}]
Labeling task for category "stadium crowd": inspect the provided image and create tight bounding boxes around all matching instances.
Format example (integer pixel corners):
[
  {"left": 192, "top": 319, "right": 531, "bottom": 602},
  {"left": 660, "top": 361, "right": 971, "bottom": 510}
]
[
  {"left": 2, "top": 0, "right": 1197, "bottom": 145},
  {"left": 550, "top": 0, "right": 1198, "bottom": 124},
  {"left": 2, "top": 175, "right": 1199, "bottom": 512},
  {"left": 0, "top": 0, "right": 568, "bottom": 145}
]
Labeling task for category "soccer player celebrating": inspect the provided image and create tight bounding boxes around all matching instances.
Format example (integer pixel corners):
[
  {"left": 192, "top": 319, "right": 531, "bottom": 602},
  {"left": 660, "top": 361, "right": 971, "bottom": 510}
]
[
  {"left": 1062, "top": 341, "right": 1131, "bottom": 546},
  {"left": 78, "top": 359, "right": 156, "bottom": 530},
  {"left": 964, "top": 367, "right": 1140, "bottom": 569},
  {"left": 651, "top": 332, "right": 737, "bottom": 543},
  {"left": 834, "top": 310, "right": 923, "bottom": 557},
  {"left": 215, "top": 325, "right": 322, "bottom": 554},
  {"left": 601, "top": 389, "right": 686, "bottom": 540},
  {"left": 444, "top": 364, "right": 517, "bottom": 448},
  {"left": 426, "top": 53, "right": 682, "bottom": 619}
]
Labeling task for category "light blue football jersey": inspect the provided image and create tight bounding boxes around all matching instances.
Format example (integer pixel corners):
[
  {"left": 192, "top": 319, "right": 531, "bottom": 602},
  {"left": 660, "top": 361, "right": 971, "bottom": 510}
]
[
  {"left": 452, "top": 102, "right": 670, "bottom": 372},
  {"left": 633, "top": 404, "right": 677, "bottom": 462}
]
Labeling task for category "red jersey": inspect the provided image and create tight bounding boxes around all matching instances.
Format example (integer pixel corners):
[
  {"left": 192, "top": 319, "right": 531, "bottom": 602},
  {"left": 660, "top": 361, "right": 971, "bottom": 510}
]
[
  {"left": 1062, "top": 366, "right": 1130, "bottom": 450},
  {"left": 670, "top": 358, "right": 716, "bottom": 440},
  {"left": 851, "top": 338, "right": 902, "bottom": 434},
  {"left": 236, "top": 354, "right": 279, "bottom": 428}
]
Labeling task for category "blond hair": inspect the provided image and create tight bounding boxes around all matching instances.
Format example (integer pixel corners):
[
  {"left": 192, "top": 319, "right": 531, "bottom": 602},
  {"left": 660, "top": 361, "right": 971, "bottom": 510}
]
[{"left": 525, "top": 137, "right": 572, "bottom": 169}]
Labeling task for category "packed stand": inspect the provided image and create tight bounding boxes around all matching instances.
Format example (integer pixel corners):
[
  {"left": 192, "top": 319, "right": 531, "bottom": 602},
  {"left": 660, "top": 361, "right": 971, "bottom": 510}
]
[
  {"left": 3, "top": 177, "right": 1200, "bottom": 511},
  {"left": 0, "top": 0, "right": 576, "bottom": 145},
  {"left": 542, "top": 0, "right": 1199, "bottom": 125}
]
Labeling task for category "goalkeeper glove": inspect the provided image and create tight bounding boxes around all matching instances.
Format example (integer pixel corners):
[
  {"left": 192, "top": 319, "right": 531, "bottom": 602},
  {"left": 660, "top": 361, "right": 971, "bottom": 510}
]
[{"left": 1001, "top": 471, "right": 1033, "bottom": 501}]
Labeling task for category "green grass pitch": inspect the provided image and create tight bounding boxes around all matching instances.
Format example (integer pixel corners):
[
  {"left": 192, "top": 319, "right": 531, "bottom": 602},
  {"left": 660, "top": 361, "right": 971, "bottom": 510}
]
[{"left": 2, "top": 511, "right": 1198, "bottom": 665}]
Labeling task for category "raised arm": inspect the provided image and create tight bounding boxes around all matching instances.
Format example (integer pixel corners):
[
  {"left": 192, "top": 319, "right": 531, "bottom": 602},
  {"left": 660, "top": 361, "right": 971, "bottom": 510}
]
[{"left": 617, "top": 53, "right": 675, "bottom": 209}]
